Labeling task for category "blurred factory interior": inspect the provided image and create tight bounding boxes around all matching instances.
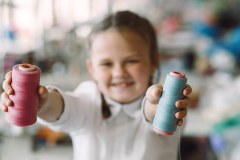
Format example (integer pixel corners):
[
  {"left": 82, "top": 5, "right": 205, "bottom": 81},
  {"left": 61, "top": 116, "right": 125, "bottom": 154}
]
[{"left": 0, "top": 0, "right": 240, "bottom": 160}]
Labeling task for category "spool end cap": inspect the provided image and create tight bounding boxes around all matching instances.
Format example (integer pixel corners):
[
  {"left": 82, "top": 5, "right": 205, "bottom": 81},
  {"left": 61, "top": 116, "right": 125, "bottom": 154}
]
[
  {"left": 170, "top": 71, "right": 185, "bottom": 78},
  {"left": 19, "top": 64, "right": 35, "bottom": 72},
  {"left": 153, "top": 127, "right": 173, "bottom": 135}
]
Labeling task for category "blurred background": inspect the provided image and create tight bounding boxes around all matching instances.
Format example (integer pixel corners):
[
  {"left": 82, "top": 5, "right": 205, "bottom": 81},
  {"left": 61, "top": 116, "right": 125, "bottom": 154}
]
[{"left": 0, "top": 0, "right": 240, "bottom": 159}]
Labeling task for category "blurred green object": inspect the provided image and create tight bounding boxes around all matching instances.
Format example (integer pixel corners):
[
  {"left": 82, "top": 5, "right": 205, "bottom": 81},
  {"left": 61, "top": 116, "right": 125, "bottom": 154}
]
[
  {"left": 212, "top": 114, "right": 240, "bottom": 134},
  {"left": 210, "top": 114, "right": 240, "bottom": 159}
]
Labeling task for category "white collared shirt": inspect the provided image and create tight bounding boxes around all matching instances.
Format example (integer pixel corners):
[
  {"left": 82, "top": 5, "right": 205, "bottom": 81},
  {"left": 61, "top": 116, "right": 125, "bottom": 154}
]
[{"left": 39, "top": 81, "right": 179, "bottom": 160}]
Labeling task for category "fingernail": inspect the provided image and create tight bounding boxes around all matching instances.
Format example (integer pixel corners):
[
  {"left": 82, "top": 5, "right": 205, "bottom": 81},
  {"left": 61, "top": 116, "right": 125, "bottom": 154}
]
[
  {"left": 176, "top": 112, "right": 181, "bottom": 118},
  {"left": 154, "top": 88, "right": 162, "bottom": 97},
  {"left": 40, "top": 88, "right": 48, "bottom": 98},
  {"left": 39, "top": 87, "right": 44, "bottom": 94},
  {"left": 186, "top": 88, "right": 192, "bottom": 94},
  {"left": 176, "top": 101, "right": 182, "bottom": 107}
]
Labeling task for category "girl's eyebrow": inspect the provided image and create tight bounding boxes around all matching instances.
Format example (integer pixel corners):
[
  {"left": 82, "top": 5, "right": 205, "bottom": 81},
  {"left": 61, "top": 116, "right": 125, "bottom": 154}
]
[
  {"left": 126, "top": 53, "right": 143, "bottom": 58},
  {"left": 98, "top": 58, "right": 111, "bottom": 62},
  {"left": 128, "top": 54, "right": 140, "bottom": 57}
]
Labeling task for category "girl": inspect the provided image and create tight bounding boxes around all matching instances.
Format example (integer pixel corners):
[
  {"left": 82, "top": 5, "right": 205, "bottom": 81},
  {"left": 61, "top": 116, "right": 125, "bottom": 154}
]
[{"left": 1, "top": 10, "right": 192, "bottom": 160}]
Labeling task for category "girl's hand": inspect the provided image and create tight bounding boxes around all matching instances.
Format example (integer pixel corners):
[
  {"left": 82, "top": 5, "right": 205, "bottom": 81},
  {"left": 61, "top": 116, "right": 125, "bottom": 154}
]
[
  {"left": 1, "top": 71, "right": 49, "bottom": 112},
  {"left": 1, "top": 71, "right": 13, "bottom": 112},
  {"left": 143, "top": 84, "right": 192, "bottom": 126}
]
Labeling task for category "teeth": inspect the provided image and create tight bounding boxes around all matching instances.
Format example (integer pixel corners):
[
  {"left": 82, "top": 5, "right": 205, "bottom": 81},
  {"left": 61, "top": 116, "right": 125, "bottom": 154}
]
[{"left": 113, "top": 82, "right": 130, "bottom": 87}]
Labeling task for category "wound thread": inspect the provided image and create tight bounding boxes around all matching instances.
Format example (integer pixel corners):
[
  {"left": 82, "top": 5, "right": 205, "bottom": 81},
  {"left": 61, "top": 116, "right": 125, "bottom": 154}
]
[
  {"left": 153, "top": 71, "right": 187, "bottom": 135},
  {"left": 6, "top": 64, "right": 41, "bottom": 127}
]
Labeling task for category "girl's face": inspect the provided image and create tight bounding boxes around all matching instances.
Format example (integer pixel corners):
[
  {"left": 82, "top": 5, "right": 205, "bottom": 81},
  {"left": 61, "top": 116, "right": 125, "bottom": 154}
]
[{"left": 87, "top": 28, "right": 157, "bottom": 104}]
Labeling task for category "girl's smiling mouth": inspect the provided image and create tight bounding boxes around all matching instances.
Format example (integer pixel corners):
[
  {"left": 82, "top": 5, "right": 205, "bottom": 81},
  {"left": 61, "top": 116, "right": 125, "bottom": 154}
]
[{"left": 111, "top": 81, "right": 134, "bottom": 88}]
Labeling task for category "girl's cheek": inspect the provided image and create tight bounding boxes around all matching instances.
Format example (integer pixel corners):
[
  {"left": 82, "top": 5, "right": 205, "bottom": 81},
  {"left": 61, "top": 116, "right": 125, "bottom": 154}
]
[
  {"left": 98, "top": 70, "right": 111, "bottom": 82},
  {"left": 132, "top": 65, "right": 149, "bottom": 76}
]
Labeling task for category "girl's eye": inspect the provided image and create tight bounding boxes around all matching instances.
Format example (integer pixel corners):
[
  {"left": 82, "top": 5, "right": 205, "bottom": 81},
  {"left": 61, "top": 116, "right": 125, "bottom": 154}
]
[
  {"left": 127, "top": 59, "right": 139, "bottom": 63},
  {"left": 100, "top": 62, "right": 112, "bottom": 67}
]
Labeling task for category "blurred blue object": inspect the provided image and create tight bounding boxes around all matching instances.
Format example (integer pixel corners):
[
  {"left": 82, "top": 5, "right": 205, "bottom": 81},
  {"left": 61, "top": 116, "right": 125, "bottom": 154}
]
[
  {"left": 207, "top": 26, "right": 240, "bottom": 60},
  {"left": 191, "top": 21, "right": 219, "bottom": 38}
]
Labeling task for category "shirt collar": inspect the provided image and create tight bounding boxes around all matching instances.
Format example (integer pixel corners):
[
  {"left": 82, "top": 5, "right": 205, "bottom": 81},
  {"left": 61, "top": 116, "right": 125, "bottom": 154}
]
[{"left": 104, "top": 95, "right": 145, "bottom": 119}]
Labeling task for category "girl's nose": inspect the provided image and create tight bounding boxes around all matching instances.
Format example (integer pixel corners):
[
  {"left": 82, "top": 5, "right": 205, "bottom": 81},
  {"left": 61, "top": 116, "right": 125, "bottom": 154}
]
[{"left": 112, "top": 64, "right": 127, "bottom": 78}]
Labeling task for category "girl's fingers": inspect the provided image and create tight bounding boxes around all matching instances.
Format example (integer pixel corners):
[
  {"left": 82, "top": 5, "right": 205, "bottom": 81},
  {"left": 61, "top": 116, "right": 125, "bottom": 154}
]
[
  {"left": 2, "top": 80, "right": 13, "bottom": 95},
  {"left": 38, "top": 85, "right": 48, "bottom": 98},
  {"left": 177, "top": 119, "right": 183, "bottom": 126},
  {"left": 144, "top": 84, "right": 163, "bottom": 122},
  {"left": 175, "top": 99, "right": 190, "bottom": 109},
  {"left": 1, "top": 91, "right": 13, "bottom": 106},
  {"left": 2, "top": 71, "right": 13, "bottom": 95},
  {"left": 183, "top": 84, "right": 192, "bottom": 96},
  {"left": 5, "top": 71, "right": 12, "bottom": 81},
  {"left": 146, "top": 84, "right": 163, "bottom": 104},
  {"left": 1, "top": 104, "right": 8, "bottom": 112},
  {"left": 175, "top": 108, "right": 187, "bottom": 119},
  {"left": 38, "top": 85, "right": 49, "bottom": 108}
]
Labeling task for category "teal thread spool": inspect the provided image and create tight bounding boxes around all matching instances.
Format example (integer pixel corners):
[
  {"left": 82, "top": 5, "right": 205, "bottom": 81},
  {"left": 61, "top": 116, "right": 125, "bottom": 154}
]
[{"left": 153, "top": 71, "right": 187, "bottom": 135}]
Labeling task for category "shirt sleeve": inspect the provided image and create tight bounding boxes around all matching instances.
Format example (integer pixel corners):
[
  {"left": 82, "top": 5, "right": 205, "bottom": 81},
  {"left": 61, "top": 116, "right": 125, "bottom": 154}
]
[{"left": 38, "top": 81, "right": 102, "bottom": 134}]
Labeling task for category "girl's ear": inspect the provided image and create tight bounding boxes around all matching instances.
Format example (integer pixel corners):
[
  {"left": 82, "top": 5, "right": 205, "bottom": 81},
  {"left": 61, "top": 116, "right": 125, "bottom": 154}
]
[{"left": 86, "top": 59, "right": 95, "bottom": 79}]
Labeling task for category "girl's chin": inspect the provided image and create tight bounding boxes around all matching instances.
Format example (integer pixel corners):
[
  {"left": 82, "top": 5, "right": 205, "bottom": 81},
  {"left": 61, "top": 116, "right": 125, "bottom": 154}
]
[
  {"left": 109, "top": 89, "right": 145, "bottom": 103},
  {"left": 112, "top": 95, "right": 139, "bottom": 104}
]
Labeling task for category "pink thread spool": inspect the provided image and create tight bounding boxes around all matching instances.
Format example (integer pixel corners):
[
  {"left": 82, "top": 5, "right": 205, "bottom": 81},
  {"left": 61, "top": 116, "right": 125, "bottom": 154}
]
[{"left": 6, "top": 64, "right": 41, "bottom": 127}]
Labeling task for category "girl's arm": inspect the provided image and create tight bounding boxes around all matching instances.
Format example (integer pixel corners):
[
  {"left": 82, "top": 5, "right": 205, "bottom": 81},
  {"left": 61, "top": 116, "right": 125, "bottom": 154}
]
[{"left": 37, "top": 87, "right": 64, "bottom": 122}]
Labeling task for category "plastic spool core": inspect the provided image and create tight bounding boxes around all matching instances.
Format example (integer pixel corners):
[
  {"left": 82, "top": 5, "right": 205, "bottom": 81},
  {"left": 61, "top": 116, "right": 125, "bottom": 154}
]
[
  {"left": 170, "top": 71, "right": 185, "bottom": 78},
  {"left": 19, "top": 64, "right": 35, "bottom": 72}
]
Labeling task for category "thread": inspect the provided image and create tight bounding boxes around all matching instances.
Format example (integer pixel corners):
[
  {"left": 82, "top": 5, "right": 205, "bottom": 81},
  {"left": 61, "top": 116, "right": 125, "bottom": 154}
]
[
  {"left": 178, "top": 126, "right": 182, "bottom": 160},
  {"left": 153, "top": 71, "right": 187, "bottom": 135},
  {"left": 6, "top": 64, "right": 41, "bottom": 127}
]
